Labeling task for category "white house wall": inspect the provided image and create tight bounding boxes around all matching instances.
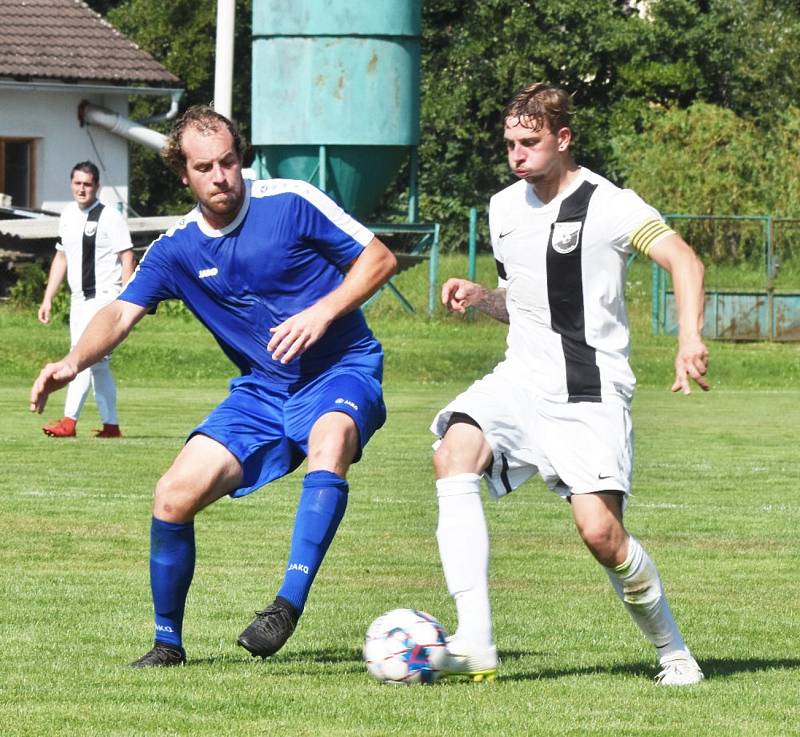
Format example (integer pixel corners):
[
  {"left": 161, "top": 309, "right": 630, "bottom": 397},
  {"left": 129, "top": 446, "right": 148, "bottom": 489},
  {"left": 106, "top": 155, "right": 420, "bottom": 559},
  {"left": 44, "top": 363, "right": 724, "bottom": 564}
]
[{"left": 0, "top": 88, "right": 130, "bottom": 213}]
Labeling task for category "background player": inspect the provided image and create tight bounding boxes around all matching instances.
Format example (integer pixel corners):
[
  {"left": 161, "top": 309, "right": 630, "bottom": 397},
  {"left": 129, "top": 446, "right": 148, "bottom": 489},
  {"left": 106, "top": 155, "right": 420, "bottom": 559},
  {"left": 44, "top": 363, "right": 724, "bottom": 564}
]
[
  {"left": 431, "top": 83, "right": 709, "bottom": 685},
  {"left": 38, "top": 161, "right": 134, "bottom": 438},
  {"left": 30, "top": 106, "right": 397, "bottom": 668}
]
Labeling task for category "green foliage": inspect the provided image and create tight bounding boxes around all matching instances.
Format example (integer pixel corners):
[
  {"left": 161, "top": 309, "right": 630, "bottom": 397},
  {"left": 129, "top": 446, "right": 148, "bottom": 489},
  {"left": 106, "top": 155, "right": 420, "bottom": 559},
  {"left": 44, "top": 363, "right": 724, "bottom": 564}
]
[
  {"left": 7, "top": 261, "right": 69, "bottom": 322},
  {"left": 613, "top": 102, "right": 765, "bottom": 213},
  {"left": 761, "top": 107, "right": 800, "bottom": 218},
  {"left": 85, "top": 1, "right": 800, "bottom": 252},
  {"left": 613, "top": 102, "right": 800, "bottom": 269},
  {"left": 399, "top": 0, "right": 642, "bottom": 248},
  {"left": 684, "top": 0, "right": 800, "bottom": 124},
  {"left": 2, "top": 380, "right": 800, "bottom": 735},
  {"left": 393, "top": 0, "right": 800, "bottom": 247},
  {"left": 7, "top": 260, "right": 46, "bottom": 308},
  {"left": 102, "top": 0, "right": 253, "bottom": 216},
  {"left": 4, "top": 254, "right": 800, "bottom": 390},
  {"left": 155, "top": 299, "right": 197, "bottom": 321}
]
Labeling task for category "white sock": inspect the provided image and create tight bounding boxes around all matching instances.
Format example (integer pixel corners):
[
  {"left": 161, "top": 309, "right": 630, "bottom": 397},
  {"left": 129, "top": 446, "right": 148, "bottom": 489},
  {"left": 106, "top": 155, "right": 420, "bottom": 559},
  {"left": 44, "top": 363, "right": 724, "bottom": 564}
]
[
  {"left": 90, "top": 358, "right": 118, "bottom": 425},
  {"left": 63, "top": 366, "right": 92, "bottom": 420},
  {"left": 605, "top": 536, "right": 688, "bottom": 659},
  {"left": 436, "top": 473, "right": 493, "bottom": 648}
]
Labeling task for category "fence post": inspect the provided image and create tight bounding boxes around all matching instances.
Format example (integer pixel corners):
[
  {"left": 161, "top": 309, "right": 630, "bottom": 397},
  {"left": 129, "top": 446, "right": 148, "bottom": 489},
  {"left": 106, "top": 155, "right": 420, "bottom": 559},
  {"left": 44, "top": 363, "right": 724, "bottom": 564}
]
[
  {"left": 407, "top": 147, "right": 419, "bottom": 224},
  {"left": 468, "top": 207, "right": 477, "bottom": 282},
  {"left": 428, "top": 223, "right": 440, "bottom": 315},
  {"left": 767, "top": 216, "right": 775, "bottom": 340},
  {"left": 467, "top": 207, "right": 477, "bottom": 321}
]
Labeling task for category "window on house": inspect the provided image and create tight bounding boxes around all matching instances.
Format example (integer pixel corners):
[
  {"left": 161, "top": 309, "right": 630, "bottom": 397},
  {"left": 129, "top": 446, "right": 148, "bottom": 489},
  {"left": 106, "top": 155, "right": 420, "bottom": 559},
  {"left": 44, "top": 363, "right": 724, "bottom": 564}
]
[{"left": 0, "top": 139, "right": 35, "bottom": 208}]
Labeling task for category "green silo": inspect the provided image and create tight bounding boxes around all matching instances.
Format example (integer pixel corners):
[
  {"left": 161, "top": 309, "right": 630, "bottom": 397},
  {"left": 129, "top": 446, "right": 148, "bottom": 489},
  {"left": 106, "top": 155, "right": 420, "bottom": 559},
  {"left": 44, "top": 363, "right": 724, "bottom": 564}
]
[{"left": 251, "top": 0, "right": 421, "bottom": 219}]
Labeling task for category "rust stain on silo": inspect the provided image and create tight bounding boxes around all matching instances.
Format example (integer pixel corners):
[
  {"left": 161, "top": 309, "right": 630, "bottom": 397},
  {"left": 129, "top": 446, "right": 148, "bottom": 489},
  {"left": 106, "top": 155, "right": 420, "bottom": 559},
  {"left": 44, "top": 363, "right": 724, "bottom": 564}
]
[{"left": 334, "top": 74, "right": 346, "bottom": 99}]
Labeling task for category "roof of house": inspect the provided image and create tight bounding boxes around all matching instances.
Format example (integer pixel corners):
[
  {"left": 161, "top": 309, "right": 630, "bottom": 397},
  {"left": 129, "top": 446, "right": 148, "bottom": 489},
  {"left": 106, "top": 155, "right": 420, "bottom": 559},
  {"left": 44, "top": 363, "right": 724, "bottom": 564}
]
[{"left": 0, "top": 0, "right": 179, "bottom": 86}]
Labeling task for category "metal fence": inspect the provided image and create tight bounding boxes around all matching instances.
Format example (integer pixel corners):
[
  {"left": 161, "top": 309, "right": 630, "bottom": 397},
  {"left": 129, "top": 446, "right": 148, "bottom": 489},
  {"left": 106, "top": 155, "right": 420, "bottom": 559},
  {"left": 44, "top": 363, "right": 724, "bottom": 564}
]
[{"left": 655, "top": 214, "right": 800, "bottom": 340}]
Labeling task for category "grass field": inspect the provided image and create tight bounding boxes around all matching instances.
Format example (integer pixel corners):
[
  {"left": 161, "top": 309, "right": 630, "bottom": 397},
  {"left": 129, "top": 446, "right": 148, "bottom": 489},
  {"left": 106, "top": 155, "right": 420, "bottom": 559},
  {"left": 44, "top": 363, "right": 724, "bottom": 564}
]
[{"left": 2, "top": 255, "right": 800, "bottom": 736}]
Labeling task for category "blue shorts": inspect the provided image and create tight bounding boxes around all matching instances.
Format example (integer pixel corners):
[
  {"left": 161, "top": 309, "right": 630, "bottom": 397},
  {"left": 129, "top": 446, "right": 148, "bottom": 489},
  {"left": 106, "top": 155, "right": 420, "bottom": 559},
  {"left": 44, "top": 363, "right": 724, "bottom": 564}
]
[{"left": 189, "top": 366, "right": 386, "bottom": 498}]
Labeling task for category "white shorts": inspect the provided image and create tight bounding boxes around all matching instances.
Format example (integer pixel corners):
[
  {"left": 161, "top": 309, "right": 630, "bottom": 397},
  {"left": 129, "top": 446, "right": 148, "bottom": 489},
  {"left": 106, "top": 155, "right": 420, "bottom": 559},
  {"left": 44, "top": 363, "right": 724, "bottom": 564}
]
[
  {"left": 70, "top": 294, "right": 117, "bottom": 349},
  {"left": 431, "top": 364, "right": 633, "bottom": 502},
  {"left": 69, "top": 294, "right": 117, "bottom": 360}
]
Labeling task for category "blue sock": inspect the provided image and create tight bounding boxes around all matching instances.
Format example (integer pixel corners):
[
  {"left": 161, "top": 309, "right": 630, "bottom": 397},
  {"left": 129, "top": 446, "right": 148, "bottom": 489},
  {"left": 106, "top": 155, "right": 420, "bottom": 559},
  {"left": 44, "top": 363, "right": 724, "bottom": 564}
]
[
  {"left": 149, "top": 517, "right": 195, "bottom": 649},
  {"left": 276, "top": 470, "right": 349, "bottom": 613}
]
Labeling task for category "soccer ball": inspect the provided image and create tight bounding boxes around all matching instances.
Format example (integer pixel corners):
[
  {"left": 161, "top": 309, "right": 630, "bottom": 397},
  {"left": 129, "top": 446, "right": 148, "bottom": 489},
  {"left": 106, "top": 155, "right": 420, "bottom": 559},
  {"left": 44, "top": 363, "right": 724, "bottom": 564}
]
[{"left": 363, "top": 608, "right": 448, "bottom": 684}]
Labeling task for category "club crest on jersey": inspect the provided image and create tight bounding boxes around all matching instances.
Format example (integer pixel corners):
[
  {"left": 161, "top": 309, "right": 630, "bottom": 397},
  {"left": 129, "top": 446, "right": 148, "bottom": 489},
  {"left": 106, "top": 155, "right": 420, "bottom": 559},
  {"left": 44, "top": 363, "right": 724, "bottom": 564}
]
[
  {"left": 83, "top": 221, "right": 98, "bottom": 237},
  {"left": 551, "top": 222, "right": 582, "bottom": 254}
]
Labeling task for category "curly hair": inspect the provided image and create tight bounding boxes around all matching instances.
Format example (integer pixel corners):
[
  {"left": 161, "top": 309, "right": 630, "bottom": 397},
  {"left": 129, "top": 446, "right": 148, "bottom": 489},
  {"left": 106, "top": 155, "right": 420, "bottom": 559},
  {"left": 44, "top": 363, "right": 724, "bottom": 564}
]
[
  {"left": 161, "top": 105, "right": 245, "bottom": 173},
  {"left": 503, "top": 83, "right": 574, "bottom": 134}
]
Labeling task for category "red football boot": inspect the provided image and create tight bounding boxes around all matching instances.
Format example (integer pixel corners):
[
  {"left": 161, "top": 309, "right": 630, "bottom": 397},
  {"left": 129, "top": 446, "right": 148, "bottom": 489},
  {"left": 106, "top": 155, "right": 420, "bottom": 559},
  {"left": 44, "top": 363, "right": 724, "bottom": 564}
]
[{"left": 42, "top": 417, "right": 77, "bottom": 437}]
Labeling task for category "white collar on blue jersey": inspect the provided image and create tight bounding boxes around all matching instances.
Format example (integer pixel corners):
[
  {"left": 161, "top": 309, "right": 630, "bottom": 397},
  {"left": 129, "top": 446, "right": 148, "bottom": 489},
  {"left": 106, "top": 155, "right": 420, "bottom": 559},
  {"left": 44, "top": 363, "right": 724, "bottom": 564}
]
[{"left": 195, "top": 177, "right": 251, "bottom": 238}]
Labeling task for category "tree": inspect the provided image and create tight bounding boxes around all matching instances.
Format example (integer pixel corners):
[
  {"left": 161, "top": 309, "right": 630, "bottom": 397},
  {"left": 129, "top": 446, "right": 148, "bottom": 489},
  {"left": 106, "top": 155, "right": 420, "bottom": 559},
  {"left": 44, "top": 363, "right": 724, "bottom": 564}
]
[
  {"left": 86, "top": 0, "right": 800, "bottom": 238},
  {"left": 406, "top": 0, "right": 800, "bottom": 247},
  {"left": 378, "top": 0, "right": 645, "bottom": 247},
  {"left": 640, "top": 0, "right": 800, "bottom": 124},
  {"left": 613, "top": 102, "right": 766, "bottom": 215}
]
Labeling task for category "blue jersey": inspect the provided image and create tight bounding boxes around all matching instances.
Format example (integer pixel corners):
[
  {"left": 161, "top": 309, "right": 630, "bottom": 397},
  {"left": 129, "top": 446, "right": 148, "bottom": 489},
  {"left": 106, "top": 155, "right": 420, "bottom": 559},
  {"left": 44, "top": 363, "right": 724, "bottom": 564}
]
[{"left": 120, "top": 178, "right": 383, "bottom": 386}]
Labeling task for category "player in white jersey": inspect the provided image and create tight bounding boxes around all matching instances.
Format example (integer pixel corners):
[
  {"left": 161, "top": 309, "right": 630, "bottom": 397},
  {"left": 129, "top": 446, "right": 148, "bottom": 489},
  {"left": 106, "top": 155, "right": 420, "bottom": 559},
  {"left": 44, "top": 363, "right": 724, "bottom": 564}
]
[
  {"left": 38, "top": 161, "right": 134, "bottom": 438},
  {"left": 432, "top": 83, "right": 709, "bottom": 686}
]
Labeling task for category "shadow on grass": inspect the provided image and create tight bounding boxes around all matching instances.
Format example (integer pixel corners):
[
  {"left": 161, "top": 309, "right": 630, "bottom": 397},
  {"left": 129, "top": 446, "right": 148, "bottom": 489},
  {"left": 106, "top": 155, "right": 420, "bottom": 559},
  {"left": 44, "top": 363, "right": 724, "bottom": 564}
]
[
  {"left": 700, "top": 657, "right": 800, "bottom": 679},
  {"left": 187, "top": 646, "right": 364, "bottom": 672},
  {"left": 488, "top": 650, "right": 800, "bottom": 683},
  {"left": 152, "top": 648, "right": 800, "bottom": 682},
  {"left": 101, "top": 434, "right": 182, "bottom": 441}
]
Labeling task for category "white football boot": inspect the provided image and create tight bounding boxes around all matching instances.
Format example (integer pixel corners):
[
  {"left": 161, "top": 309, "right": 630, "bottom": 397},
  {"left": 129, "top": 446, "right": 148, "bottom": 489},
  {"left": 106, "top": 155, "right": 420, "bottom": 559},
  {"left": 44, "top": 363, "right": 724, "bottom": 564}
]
[
  {"left": 654, "top": 651, "right": 705, "bottom": 686},
  {"left": 441, "top": 637, "right": 498, "bottom": 682}
]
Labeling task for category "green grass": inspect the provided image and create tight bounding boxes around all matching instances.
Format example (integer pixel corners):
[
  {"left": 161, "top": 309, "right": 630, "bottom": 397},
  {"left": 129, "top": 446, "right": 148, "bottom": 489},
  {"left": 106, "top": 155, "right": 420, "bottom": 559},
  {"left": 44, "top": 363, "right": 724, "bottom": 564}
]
[
  {"left": 2, "top": 256, "right": 800, "bottom": 735},
  {"left": 3, "top": 384, "right": 800, "bottom": 736}
]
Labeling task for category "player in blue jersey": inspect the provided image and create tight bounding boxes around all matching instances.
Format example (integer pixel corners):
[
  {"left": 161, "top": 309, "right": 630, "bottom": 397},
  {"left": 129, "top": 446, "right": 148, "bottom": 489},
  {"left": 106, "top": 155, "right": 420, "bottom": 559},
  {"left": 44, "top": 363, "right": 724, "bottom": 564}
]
[{"left": 30, "top": 105, "right": 397, "bottom": 668}]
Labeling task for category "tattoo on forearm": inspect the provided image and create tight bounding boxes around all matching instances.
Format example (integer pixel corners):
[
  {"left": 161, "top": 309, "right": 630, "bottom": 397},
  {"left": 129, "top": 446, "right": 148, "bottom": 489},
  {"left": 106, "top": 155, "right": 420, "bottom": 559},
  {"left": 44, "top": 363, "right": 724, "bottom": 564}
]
[{"left": 477, "top": 288, "right": 509, "bottom": 323}]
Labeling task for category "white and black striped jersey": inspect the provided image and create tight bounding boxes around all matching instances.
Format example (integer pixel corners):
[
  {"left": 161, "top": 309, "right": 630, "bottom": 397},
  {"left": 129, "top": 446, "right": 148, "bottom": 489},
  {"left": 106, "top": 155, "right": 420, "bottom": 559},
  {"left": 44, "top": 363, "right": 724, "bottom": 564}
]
[
  {"left": 489, "top": 167, "right": 673, "bottom": 404},
  {"left": 56, "top": 200, "right": 133, "bottom": 301}
]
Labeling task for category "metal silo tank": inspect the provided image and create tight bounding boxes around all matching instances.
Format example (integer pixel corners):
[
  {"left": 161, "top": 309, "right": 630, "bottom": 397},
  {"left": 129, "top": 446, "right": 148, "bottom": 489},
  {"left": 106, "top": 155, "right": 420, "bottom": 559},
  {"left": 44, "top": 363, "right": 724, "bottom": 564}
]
[{"left": 251, "top": 0, "right": 421, "bottom": 219}]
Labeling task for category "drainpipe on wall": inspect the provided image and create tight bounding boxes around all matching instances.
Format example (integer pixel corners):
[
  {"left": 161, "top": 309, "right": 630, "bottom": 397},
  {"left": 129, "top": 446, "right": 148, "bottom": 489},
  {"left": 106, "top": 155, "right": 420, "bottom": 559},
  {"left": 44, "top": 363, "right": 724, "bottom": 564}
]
[
  {"left": 136, "top": 89, "right": 183, "bottom": 125},
  {"left": 78, "top": 101, "right": 168, "bottom": 151}
]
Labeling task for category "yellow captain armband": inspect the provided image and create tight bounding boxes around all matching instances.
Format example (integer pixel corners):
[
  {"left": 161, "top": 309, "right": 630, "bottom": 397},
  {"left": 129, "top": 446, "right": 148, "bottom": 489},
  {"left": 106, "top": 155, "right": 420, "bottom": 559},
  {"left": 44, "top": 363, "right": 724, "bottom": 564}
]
[{"left": 630, "top": 219, "right": 675, "bottom": 257}]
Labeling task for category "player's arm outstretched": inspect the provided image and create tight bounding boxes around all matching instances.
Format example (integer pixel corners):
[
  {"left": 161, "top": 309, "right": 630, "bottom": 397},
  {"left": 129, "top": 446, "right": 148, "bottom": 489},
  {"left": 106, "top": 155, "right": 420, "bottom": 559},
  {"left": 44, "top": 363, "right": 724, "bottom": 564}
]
[
  {"left": 30, "top": 299, "right": 148, "bottom": 413},
  {"left": 268, "top": 237, "right": 397, "bottom": 364},
  {"left": 648, "top": 234, "right": 709, "bottom": 394},
  {"left": 441, "top": 278, "right": 509, "bottom": 323}
]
